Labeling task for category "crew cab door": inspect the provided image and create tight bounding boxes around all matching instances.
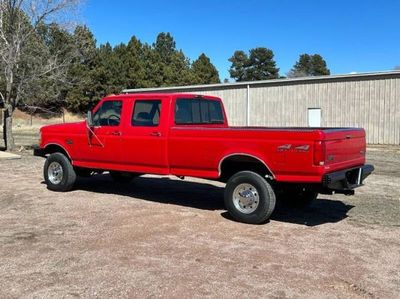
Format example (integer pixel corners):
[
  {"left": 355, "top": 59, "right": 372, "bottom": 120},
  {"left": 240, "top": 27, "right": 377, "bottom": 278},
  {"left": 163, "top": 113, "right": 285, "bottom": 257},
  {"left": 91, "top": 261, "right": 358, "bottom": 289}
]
[
  {"left": 86, "top": 99, "right": 124, "bottom": 163},
  {"left": 121, "top": 98, "right": 169, "bottom": 174}
]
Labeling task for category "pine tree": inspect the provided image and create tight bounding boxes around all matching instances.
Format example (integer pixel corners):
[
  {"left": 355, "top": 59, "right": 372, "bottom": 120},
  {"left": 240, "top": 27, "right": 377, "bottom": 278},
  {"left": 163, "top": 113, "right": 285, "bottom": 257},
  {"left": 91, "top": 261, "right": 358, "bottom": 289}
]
[
  {"left": 153, "top": 32, "right": 193, "bottom": 86},
  {"left": 246, "top": 48, "right": 279, "bottom": 80},
  {"left": 124, "top": 36, "right": 146, "bottom": 88},
  {"left": 289, "top": 54, "right": 311, "bottom": 77},
  {"left": 288, "top": 54, "right": 330, "bottom": 77},
  {"left": 192, "top": 53, "right": 220, "bottom": 84},
  {"left": 229, "top": 48, "right": 279, "bottom": 81},
  {"left": 310, "top": 54, "right": 330, "bottom": 76},
  {"left": 65, "top": 26, "right": 98, "bottom": 112},
  {"left": 142, "top": 43, "right": 164, "bottom": 87},
  {"left": 63, "top": 30, "right": 225, "bottom": 112},
  {"left": 228, "top": 50, "right": 248, "bottom": 81},
  {"left": 154, "top": 32, "right": 176, "bottom": 64}
]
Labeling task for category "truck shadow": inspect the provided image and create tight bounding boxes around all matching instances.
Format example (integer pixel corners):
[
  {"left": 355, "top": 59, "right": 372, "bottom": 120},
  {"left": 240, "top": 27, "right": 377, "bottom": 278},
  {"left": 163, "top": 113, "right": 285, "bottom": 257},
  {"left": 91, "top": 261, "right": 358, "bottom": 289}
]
[
  {"left": 73, "top": 174, "right": 354, "bottom": 227},
  {"left": 74, "top": 175, "right": 225, "bottom": 211},
  {"left": 223, "top": 199, "right": 354, "bottom": 226},
  {"left": 272, "top": 199, "right": 354, "bottom": 226}
]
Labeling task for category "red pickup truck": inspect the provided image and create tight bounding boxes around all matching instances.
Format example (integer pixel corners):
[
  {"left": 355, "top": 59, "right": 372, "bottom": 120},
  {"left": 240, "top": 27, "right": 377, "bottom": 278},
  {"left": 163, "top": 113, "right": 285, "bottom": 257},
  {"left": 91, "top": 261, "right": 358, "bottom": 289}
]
[{"left": 35, "top": 93, "right": 373, "bottom": 224}]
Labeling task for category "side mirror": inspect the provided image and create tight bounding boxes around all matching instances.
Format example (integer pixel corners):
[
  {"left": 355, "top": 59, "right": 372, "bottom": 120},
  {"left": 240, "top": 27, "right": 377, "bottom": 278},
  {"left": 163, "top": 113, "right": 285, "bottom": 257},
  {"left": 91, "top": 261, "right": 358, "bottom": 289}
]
[{"left": 87, "top": 110, "right": 94, "bottom": 127}]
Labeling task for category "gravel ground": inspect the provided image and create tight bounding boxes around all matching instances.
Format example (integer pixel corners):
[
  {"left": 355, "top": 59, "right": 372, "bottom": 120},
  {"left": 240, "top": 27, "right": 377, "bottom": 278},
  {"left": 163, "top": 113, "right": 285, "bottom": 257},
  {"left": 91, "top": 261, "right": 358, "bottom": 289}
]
[{"left": 0, "top": 147, "right": 399, "bottom": 298}]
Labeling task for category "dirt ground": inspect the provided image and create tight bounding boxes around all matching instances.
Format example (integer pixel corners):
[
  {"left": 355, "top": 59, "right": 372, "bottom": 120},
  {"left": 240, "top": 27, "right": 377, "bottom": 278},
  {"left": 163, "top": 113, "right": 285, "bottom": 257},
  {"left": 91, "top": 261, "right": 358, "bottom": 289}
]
[{"left": 0, "top": 146, "right": 399, "bottom": 298}]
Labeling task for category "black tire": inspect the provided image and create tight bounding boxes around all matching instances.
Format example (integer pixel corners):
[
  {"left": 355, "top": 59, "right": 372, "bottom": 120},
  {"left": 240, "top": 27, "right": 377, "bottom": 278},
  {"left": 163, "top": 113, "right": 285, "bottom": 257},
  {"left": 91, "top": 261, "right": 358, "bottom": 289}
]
[
  {"left": 224, "top": 171, "right": 276, "bottom": 224},
  {"left": 44, "top": 152, "right": 76, "bottom": 192},
  {"left": 109, "top": 171, "right": 139, "bottom": 183},
  {"left": 277, "top": 190, "right": 318, "bottom": 208}
]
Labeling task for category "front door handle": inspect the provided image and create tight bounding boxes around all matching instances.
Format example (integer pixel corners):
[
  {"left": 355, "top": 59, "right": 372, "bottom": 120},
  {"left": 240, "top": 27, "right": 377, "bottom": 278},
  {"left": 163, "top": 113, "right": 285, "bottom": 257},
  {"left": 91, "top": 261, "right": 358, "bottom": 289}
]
[
  {"left": 110, "top": 131, "right": 122, "bottom": 136},
  {"left": 150, "top": 131, "right": 161, "bottom": 137}
]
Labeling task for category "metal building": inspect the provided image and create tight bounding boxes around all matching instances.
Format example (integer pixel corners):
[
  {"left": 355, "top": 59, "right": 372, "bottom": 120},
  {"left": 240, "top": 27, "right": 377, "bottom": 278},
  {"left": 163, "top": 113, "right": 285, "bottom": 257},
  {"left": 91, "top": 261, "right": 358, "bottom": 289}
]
[{"left": 124, "top": 71, "right": 400, "bottom": 145}]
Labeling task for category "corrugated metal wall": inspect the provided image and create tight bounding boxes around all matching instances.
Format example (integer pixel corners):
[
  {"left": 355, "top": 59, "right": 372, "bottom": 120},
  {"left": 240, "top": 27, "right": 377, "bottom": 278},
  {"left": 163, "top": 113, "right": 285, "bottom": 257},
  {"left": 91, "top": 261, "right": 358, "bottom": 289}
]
[{"left": 124, "top": 72, "right": 400, "bottom": 145}]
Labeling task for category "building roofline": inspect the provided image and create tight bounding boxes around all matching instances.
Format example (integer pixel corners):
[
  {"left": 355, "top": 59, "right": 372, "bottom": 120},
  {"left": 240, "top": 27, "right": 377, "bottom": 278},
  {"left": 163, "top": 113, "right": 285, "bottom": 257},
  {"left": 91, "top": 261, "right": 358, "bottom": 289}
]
[{"left": 123, "top": 70, "right": 400, "bottom": 93}]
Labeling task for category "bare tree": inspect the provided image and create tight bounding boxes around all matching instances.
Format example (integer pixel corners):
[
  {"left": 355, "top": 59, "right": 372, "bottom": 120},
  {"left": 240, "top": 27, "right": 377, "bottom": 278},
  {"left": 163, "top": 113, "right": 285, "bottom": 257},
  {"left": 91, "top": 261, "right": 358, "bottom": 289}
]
[
  {"left": 286, "top": 69, "right": 308, "bottom": 79},
  {"left": 395, "top": 66, "right": 400, "bottom": 71},
  {"left": 0, "top": 0, "right": 80, "bottom": 151}
]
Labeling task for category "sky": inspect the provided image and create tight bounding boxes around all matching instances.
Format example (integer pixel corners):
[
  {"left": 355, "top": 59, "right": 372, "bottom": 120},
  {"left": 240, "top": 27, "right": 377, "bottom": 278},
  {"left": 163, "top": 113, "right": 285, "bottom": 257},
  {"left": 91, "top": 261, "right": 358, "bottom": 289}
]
[{"left": 82, "top": 0, "right": 400, "bottom": 81}]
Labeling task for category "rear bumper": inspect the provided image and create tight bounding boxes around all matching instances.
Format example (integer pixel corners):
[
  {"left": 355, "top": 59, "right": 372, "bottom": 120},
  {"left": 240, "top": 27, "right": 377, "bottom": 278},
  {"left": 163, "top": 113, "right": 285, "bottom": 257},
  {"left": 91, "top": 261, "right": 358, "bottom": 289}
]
[
  {"left": 33, "top": 146, "right": 46, "bottom": 158},
  {"left": 322, "top": 164, "right": 374, "bottom": 194}
]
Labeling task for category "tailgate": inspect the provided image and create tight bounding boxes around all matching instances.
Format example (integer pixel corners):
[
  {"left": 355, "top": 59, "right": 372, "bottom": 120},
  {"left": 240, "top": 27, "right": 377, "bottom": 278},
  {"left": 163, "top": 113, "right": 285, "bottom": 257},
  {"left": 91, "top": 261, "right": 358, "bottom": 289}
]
[{"left": 321, "top": 128, "right": 366, "bottom": 168}]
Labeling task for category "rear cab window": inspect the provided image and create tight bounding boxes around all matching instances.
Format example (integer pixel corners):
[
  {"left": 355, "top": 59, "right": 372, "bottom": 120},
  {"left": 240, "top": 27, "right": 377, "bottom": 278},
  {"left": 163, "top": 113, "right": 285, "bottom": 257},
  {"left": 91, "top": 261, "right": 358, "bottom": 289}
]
[
  {"left": 175, "top": 98, "right": 224, "bottom": 125},
  {"left": 132, "top": 100, "right": 162, "bottom": 127}
]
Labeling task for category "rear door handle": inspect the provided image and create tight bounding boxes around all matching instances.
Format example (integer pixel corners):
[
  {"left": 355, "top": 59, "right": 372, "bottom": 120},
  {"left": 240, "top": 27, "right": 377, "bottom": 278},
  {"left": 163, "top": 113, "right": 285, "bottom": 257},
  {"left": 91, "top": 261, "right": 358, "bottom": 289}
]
[
  {"left": 110, "top": 131, "right": 122, "bottom": 136},
  {"left": 150, "top": 131, "right": 161, "bottom": 137}
]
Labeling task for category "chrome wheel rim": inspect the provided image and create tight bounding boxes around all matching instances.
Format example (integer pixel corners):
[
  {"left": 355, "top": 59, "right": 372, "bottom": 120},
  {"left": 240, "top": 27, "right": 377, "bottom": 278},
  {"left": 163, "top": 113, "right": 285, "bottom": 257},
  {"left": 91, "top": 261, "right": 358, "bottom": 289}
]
[
  {"left": 232, "top": 183, "right": 260, "bottom": 214},
  {"left": 48, "top": 162, "right": 63, "bottom": 185}
]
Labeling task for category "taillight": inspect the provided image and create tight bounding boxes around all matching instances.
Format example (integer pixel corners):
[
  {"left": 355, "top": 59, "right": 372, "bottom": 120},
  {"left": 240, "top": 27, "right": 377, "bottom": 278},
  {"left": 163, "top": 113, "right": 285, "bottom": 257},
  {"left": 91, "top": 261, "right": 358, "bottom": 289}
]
[{"left": 314, "top": 141, "right": 326, "bottom": 166}]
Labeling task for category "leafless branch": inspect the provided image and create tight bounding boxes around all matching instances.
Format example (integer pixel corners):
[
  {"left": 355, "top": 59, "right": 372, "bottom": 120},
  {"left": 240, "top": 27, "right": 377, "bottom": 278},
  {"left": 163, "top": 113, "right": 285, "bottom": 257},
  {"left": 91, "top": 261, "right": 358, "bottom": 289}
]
[{"left": 0, "top": 0, "right": 82, "bottom": 150}]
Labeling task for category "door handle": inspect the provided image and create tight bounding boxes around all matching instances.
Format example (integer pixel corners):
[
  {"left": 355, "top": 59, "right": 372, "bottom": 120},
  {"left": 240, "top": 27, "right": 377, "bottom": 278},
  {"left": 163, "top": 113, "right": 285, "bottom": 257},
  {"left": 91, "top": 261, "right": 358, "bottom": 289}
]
[
  {"left": 150, "top": 131, "right": 161, "bottom": 137},
  {"left": 110, "top": 131, "right": 122, "bottom": 136}
]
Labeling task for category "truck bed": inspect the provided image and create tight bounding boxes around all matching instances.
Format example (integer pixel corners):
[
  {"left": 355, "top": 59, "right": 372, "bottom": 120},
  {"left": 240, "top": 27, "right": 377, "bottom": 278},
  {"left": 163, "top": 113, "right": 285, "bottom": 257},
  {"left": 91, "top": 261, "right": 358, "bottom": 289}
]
[{"left": 169, "top": 126, "right": 366, "bottom": 182}]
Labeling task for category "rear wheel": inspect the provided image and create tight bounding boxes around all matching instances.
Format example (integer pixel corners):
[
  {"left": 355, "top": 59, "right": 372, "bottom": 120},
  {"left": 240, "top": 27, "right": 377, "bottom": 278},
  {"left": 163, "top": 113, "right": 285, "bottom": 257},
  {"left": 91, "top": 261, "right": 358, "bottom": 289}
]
[
  {"left": 44, "top": 153, "right": 76, "bottom": 192},
  {"left": 224, "top": 171, "right": 276, "bottom": 224}
]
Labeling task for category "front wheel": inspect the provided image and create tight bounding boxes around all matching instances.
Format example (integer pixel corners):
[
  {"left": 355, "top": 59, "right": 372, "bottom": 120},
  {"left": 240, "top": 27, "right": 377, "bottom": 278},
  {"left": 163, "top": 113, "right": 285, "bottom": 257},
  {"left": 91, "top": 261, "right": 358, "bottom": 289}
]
[
  {"left": 224, "top": 171, "right": 276, "bottom": 224},
  {"left": 44, "top": 152, "right": 76, "bottom": 192}
]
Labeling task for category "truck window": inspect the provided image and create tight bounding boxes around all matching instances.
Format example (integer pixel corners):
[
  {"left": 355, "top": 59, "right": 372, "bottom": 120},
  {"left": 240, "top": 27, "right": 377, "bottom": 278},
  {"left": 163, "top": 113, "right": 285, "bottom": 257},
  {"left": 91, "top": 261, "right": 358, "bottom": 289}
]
[
  {"left": 175, "top": 99, "right": 224, "bottom": 125},
  {"left": 209, "top": 100, "right": 224, "bottom": 123},
  {"left": 93, "top": 100, "right": 122, "bottom": 126},
  {"left": 132, "top": 100, "right": 161, "bottom": 126}
]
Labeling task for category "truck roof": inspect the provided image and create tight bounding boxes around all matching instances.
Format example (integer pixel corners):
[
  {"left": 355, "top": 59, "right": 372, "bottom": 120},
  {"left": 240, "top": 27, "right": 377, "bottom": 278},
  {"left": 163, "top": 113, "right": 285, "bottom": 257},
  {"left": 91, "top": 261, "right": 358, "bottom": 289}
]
[{"left": 104, "top": 93, "right": 221, "bottom": 101}]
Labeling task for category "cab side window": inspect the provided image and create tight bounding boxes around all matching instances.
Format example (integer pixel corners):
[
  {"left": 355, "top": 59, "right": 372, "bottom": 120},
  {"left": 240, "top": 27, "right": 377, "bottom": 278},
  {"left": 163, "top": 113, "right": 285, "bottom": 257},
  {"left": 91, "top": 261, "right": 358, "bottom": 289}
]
[
  {"left": 132, "top": 100, "right": 162, "bottom": 126},
  {"left": 93, "top": 100, "right": 122, "bottom": 126}
]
